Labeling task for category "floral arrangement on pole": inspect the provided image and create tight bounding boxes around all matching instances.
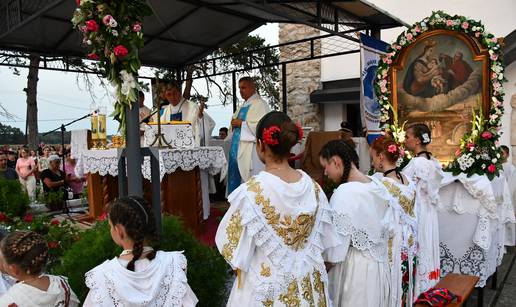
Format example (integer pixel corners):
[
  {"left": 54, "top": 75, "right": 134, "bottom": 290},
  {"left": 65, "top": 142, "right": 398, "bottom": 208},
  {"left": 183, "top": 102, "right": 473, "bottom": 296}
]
[
  {"left": 374, "top": 11, "right": 505, "bottom": 179},
  {"left": 71, "top": 0, "right": 152, "bottom": 133},
  {"left": 445, "top": 104, "right": 504, "bottom": 179}
]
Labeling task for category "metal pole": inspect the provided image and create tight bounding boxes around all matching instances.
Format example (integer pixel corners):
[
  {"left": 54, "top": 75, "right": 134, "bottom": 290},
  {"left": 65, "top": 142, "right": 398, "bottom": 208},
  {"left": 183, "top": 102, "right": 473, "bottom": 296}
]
[
  {"left": 232, "top": 71, "right": 237, "bottom": 113},
  {"left": 124, "top": 99, "right": 143, "bottom": 196},
  {"left": 282, "top": 63, "right": 287, "bottom": 113}
]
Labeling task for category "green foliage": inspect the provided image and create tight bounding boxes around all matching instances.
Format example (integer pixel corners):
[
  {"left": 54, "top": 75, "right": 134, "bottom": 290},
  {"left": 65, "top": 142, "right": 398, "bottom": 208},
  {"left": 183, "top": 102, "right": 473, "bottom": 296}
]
[
  {"left": 52, "top": 216, "right": 230, "bottom": 306},
  {"left": 0, "top": 178, "right": 29, "bottom": 216},
  {"left": 37, "top": 190, "right": 65, "bottom": 211},
  {"left": 156, "top": 34, "right": 280, "bottom": 110},
  {"left": 51, "top": 221, "right": 119, "bottom": 301},
  {"left": 0, "top": 123, "right": 25, "bottom": 145},
  {"left": 161, "top": 215, "right": 229, "bottom": 307}
]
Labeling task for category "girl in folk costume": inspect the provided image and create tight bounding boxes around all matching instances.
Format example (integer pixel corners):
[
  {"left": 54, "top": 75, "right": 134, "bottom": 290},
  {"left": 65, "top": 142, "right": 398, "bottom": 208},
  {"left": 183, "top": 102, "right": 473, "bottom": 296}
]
[
  {"left": 319, "top": 140, "right": 394, "bottom": 307},
  {"left": 0, "top": 231, "right": 79, "bottom": 306},
  {"left": 83, "top": 196, "right": 198, "bottom": 307},
  {"left": 216, "top": 111, "right": 343, "bottom": 307},
  {"left": 402, "top": 123, "right": 443, "bottom": 295},
  {"left": 370, "top": 136, "right": 418, "bottom": 307}
]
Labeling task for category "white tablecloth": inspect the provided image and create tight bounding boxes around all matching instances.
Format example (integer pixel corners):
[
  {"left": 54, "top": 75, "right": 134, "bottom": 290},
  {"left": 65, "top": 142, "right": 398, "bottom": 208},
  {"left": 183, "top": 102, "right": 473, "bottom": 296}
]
[
  {"left": 76, "top": 147, "right": 227, "bottom": 220},
  {"left": 438, "top": 173, "right": 515, "bottom": 287},
  {"left": 143, "top": 123, "right": 195, "bottom": 149}
]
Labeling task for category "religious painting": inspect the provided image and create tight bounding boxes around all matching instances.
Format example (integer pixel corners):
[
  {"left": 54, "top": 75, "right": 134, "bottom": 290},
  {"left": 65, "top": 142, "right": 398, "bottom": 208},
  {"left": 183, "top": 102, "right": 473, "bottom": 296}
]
[{"left": 391, "top": 30, "right": 490, "bottom": 162}]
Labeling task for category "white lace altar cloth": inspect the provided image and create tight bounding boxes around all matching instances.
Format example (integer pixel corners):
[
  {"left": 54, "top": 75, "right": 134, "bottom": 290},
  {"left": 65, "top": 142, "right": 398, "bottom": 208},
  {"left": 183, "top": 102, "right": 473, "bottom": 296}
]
[
  {"left": 143, "top": 123, "right": 195, "bottom": 149},
  {"left": 438, "top": 173, "right": 514, "bottom": 287},
  {"left": 77, "top": 147, "right": 227, "bottom": 181}
]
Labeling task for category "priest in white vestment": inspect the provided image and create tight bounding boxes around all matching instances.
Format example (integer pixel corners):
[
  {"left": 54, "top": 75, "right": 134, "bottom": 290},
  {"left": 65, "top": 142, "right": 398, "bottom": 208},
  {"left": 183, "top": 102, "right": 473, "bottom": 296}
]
[
  {"left": 226, "top": 77, "right": 270, "bottom": 194},
  {"left": 155, "top": 82, "right": 215, "bottom": 146}
]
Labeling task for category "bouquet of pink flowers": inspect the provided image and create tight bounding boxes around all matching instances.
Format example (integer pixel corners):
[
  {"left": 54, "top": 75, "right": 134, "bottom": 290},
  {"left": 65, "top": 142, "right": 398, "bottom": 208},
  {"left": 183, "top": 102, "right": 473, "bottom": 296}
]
[{"left": 71, "top": 0, "right": 152, "bottom": 133}]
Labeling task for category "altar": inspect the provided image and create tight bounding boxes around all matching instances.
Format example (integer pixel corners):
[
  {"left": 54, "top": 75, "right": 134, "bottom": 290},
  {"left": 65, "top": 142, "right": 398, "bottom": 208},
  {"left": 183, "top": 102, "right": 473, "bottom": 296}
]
[
  {"left": 437, "top": 173, "right": 515, "bottom": 287},
  {"left": 76, "top": 146, "right": 227, "bottom": 234}
]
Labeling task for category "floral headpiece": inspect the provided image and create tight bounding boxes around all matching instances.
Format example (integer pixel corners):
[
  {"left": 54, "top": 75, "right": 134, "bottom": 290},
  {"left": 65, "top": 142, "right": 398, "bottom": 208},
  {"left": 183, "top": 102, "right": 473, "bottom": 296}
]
[
  {"left": 422, "top": 133, "right": 431, "bottom": 144},
  {"left": 262, "top": 126, "right": 281, "bottom": 146},
  {"left": 387, "top": 143, "right": 405, "bottom": 157},
  {"left": 296, "top": 123, "right": 304, "bottom": 141}
]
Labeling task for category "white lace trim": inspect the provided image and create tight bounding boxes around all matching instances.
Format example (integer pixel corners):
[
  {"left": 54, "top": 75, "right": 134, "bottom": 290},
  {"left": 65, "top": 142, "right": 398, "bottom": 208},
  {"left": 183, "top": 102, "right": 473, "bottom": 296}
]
[
  {"left": 78, "top": 147, "right": 227, "bottom": 181},
  {"left": 85, "top": 253, "right": 189, "bottom": 306},
  {"left": 230, "top": 182, "right": 332, "bottom": 302},
  {"left": 332, "top": 212, "right": 389, "bottom": 262}
]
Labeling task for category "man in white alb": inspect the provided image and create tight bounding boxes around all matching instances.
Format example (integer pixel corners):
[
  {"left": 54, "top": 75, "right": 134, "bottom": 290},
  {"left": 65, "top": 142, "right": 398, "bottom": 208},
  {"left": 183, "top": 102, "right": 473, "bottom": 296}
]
[
  {"left": 227, "top": 77, "right": 270, "bottom": 194},
  {"left": 156, "top": 82, "right": 215, "bottom": 146}
]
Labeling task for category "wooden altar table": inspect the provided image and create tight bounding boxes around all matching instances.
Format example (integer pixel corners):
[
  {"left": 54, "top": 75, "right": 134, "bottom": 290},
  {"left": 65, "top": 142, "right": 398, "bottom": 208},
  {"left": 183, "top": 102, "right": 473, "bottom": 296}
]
[{"left": 77, "top": 147, "right": 227, "bottom": 235}]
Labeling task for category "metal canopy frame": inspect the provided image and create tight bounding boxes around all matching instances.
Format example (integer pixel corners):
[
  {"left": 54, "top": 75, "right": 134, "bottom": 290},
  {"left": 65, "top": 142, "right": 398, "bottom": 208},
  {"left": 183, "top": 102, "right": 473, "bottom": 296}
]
[{"left": 0, "top": 0, "right": 404, "bottom": 208}]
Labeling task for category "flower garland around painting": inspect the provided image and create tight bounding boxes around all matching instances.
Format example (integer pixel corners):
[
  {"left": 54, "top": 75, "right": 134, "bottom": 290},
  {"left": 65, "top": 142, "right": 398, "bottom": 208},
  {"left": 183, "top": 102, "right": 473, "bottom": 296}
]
[
  {"left": 374, "top": 11, "right": 506, "bottom": 180},
  {"left": 71, "top": 0, "right": 152, "bottom": 133}
]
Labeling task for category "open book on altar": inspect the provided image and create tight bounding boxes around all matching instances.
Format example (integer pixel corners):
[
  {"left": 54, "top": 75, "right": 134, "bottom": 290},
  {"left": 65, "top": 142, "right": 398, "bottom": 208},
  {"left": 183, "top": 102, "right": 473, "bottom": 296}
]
[{"left": 143, "top": 122, "right": 195, "bottom": 148}]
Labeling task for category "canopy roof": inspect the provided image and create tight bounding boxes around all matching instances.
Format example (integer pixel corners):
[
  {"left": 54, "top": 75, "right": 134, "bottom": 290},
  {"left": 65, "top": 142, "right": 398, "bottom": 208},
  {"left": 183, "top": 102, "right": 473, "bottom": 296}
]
[{"left": 0, "top": 0, "right": 405, "bottom": 69}]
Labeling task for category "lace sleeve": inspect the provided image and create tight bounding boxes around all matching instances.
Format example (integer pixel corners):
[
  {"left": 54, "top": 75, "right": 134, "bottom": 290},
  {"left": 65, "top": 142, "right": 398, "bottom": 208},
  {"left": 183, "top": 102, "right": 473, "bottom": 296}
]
[{"left": 215, "top": 184, "right": 256, "bottom": 271}]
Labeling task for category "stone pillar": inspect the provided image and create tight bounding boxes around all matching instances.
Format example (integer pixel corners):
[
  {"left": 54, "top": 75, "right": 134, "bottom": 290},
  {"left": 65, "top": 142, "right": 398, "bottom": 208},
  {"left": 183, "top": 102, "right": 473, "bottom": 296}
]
[
  {"left": 511, "top": 94, "right": 516, "bottom": 165},
  {"left": 279, "top": 24, "right": 322, "bottom": 130}
]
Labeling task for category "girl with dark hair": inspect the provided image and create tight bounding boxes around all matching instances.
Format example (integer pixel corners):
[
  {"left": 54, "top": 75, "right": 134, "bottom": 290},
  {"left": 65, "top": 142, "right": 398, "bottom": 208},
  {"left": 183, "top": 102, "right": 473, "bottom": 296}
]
[
  {"left": 319, "top": 139, "right": 393, "bottom": 306},
  {"left": 83, "top": 196, "right": 198, "bottom": 306},
  {"left": 370, "top": 136, "right": 418, "bottom": 306},
  {"left": 0, "top": 231, "right": 79, "bottom": 306},
  {"left": 216, "top": 111, "right": 342, "bottom": 307},
  {"left": 403, "top": 123, "right": 443, "bottom": 295}
]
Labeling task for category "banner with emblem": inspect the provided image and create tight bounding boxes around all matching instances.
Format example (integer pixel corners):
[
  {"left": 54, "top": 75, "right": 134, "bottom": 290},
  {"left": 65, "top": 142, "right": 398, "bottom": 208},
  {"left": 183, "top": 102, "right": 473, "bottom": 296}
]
[{"left": 359, "top": 33, "right": 389, "bottom": 144}]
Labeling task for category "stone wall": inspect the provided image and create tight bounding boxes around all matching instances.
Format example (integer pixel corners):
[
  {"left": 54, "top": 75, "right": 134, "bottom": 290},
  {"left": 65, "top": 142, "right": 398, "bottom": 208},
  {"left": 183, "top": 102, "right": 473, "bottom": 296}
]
[{"left": 279, "top": 24, "right": 322, "bottom": 130}]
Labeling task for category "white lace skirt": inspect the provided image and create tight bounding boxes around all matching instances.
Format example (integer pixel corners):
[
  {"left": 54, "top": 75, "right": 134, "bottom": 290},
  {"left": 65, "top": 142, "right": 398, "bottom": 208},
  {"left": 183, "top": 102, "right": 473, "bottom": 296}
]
[
  {"left": 327, "top": 247, "right": 390, "bottom": 307},
  {"left": 415, "top": 200, "right": 440, "bottom": 295}
]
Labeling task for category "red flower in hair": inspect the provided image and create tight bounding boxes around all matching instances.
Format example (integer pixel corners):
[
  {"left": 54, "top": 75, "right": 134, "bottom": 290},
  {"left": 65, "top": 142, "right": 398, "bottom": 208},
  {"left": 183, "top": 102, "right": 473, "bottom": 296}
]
[
  {"left": 262, "top": 126, "right": 281, "bottom": 146},
  {"left": 387, "top": 144, "right": 397, "bottom": 153},
  {"left": 296, "top": 123, "right": 303, "bottom": 140}
]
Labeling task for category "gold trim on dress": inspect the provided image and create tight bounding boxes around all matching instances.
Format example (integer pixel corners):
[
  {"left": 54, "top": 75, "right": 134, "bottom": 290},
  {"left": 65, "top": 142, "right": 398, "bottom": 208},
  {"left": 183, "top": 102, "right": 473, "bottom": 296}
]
[
  {"left": 382, "top": 180, "right": 415, "bottom": 217},
  {"left": 301, "top": 273, "right": 315, "bottom": 307},
  {"left": 279, "top": 279, "right": 301, "bottom": 307},
  {"left": 246, "top": 177, "right": 318, "bottom": 251},
  {"left": 221, "top": 210, "right": 243, "bottom": 262},
  {"left": 313, "top": 270, "right": 327, "bottom": 307},
  {"left": 260, "top": 263, "right": 272, "bottom": 277}
]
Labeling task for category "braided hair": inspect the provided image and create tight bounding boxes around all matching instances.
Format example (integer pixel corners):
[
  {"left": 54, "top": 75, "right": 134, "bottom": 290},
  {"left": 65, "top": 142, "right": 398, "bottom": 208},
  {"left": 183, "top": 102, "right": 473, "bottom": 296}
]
[
  {"left": 1, "top": 231, "right": 49, "bottom": 275},
  {"left": 109, "top": 196, "right": 158, "bottom": 271},
  {"left": 319, "top": 139, "right": 359, "bottom": 184}
]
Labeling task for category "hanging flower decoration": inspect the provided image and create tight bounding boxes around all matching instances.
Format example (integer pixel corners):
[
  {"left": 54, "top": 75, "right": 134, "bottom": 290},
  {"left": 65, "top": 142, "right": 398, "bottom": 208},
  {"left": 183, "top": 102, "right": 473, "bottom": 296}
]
[
  {"left": 71, "top": 0, "right": 152, "bottom": 134},
  {"left": 375, "top": 11, "right": 506, "bottom": 180}
]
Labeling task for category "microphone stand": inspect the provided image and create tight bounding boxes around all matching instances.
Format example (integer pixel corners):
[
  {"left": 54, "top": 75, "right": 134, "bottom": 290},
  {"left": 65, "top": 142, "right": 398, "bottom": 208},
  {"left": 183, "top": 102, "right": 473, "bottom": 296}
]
[{"left": 42, "top": 112, "right": 92, "bottom": 215}]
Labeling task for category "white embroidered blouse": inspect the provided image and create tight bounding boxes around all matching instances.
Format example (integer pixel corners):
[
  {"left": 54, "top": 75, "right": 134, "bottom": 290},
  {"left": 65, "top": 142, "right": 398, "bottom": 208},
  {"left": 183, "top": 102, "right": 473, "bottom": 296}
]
[{"left": 215, "top": 170, "right": 343, "bottom": 307}]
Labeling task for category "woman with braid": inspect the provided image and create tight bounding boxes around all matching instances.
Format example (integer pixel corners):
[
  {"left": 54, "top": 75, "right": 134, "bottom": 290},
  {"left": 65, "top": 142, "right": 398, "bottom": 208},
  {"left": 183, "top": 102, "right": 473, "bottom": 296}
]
[
  {"left": 0, "top": 231, "right": 79, "bottom": 306},
  {"left": 216, "top": 112, "right": 343, "bottom": 307},
  {"left": 370, "top": 136, "right": 418, "bottom": 307},
  {"left": 83, "top": 196, "right": 198, "bottom": 306},
  {"left": 402, "top": 123, "right": 443, "bottom": 295},
  {"left": 319, "top": 140, "right": 394, "bottom": 307}
]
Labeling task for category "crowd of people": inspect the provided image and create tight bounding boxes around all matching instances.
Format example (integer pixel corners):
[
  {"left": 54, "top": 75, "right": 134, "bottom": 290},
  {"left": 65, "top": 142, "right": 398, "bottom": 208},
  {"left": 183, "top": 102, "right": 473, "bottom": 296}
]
[
  {"left": 0, "top": 144, "right": 86, "bottom": 208},
  {"left": 2, "top": 107, "right": 512, "bottom": 306}
]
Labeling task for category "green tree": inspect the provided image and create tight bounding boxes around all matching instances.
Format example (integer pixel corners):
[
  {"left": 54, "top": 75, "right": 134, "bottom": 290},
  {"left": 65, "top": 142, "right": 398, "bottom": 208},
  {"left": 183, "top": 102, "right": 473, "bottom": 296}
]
[
  {"left": 156, "top": 34, "right": 280, "bottom": 109},
  {"left": 0, "top": 123, "right": 25, "bottom": 144}
]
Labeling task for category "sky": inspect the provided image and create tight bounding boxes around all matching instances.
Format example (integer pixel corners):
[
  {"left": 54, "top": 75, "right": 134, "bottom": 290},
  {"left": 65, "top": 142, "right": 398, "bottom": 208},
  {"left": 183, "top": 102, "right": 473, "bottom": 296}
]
[
  {"left": 1, "top": 0, "right": 515, "bottom": 136},
  {"left": 0, "top": 23, "right": 279, "bottom": 136}
]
